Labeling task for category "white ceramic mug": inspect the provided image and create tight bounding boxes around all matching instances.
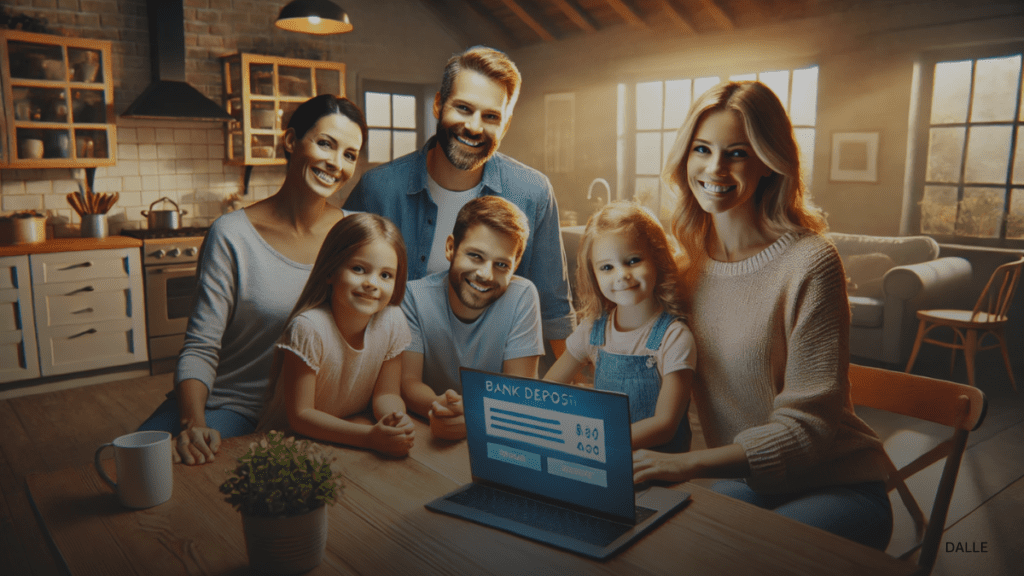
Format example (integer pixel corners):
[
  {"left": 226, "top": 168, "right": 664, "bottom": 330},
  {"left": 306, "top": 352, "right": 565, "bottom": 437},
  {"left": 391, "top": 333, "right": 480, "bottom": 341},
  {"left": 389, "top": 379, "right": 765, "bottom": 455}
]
[{"left": 94, "top": 430, "right": 173, "bottom": 509}]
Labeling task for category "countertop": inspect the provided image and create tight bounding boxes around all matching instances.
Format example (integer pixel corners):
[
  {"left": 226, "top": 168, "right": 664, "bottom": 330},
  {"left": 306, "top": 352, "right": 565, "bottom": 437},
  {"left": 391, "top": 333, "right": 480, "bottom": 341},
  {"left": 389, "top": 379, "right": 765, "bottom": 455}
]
[{"left": 0, "top": 235, "right": 142, "bottom": 257}]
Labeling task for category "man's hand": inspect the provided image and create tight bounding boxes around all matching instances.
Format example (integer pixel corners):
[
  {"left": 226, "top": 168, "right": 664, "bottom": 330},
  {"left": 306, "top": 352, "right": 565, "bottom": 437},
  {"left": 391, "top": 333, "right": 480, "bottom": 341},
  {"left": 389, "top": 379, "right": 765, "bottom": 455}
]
[
  {"left": 369, "top": 411, "right": 415, "bottom": 457},
  {"left": 174, "top": 426, "right": 221, "bottom": 465},
  {"left": 428, "top": 389, "right": 466, "bottom": 440}
]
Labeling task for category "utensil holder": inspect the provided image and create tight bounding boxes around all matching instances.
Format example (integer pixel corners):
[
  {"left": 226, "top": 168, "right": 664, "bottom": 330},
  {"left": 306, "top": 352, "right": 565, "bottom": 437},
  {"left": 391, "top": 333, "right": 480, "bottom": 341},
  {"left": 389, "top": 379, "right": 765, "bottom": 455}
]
[{"left": 81, "top": 214, "right": 108, "bottom": 238}]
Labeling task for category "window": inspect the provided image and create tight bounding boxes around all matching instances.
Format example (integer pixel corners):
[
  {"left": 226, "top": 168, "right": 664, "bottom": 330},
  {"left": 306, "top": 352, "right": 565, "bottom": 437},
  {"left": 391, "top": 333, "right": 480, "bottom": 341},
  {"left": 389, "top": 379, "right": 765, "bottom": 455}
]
[
  {"left": 917, "top": 50, "right": 1024, "bottom": 245},
  {"left": 621, "top": 67, "right": 819, "bottom": 220},
  {"left": 362, "top": 81, "right": 428, "bottom": 164}
]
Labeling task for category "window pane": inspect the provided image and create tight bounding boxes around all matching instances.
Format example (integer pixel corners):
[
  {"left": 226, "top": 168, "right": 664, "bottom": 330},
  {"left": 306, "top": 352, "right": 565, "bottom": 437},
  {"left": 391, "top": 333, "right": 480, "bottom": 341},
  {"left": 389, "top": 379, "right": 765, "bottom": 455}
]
[
  {"left": 636, "top": 132, "right": 662, "bottom": 175},
  {"left": 970, "top": 55, "right": 1021, "bottom": 123},
  {"left": 729, "top": 73, "right": 756, "bottom": 81},
  {"left": 794, "top": 127, "right": 815, "bottom": 182},
  {"left": 963, "top": 125, "right": 1012, "bottom": 184},
  {"left": 790, "top": 67, "right": 819, "bottom": 126},
  {"left": 662, "top": 131, "right": 675, "bottom": 173},
  {"left": 931, "top": 60, "right": 972, "bottom": 124},
  {"left": 759, "top": 70, "right": 790, "bottom": 113},
  {"left": 367, "top": 129, "right": 391, "bottom": 163},
  {"left": 920, "top": 185, "right": 958, "bottom": 235},
  {"left": 392, "top": 130, "right": 417, "bottom": 158},
  {"left": 392, "top": 94, "right": 417, "bottom": 129},
  {"left": 1007, "top": 190, "right": 1024, "bottom": 239},
  {"left": 956, "top": 187, "right": 1004, "bottom": 238},
  {"left": 694, "top": 77, "right": 721, "bottom": 100},
  {"left": 1014, "top": 127, "right": 1024, "bottom": 185},
  {"left": 926, "top": 127, "right": 965, "bottom": 183},
  {"left": 663, "top": 80, "right": 691, "bottom": 130},
  {"left": 364, "top": 92, "right": 391, "bottom": 128},
  {"left": 636, "top": 82, "right": 663, "bottom": 131}
]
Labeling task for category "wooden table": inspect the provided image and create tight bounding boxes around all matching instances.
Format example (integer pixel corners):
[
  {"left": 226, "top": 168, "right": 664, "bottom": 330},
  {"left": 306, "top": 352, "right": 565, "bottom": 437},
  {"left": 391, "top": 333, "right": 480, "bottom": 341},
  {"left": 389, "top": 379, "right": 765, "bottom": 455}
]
[{"left": 28, "top": 418, "right": 917, "bottom": 576}]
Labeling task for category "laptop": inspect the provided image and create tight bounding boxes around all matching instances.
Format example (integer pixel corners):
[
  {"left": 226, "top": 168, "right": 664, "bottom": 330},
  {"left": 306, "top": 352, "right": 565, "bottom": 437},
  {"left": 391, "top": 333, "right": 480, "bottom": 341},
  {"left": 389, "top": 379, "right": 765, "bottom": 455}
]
[{"left": 425, "top": 368, "right": 690, "bottom": 560}]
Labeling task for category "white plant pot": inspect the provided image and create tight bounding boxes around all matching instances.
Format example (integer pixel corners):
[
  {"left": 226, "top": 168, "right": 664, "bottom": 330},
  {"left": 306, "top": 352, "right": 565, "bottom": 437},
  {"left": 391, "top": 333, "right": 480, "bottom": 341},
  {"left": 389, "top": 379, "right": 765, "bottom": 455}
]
[{"left": 241, "top": 505, "right": 328, "bottom": 574}]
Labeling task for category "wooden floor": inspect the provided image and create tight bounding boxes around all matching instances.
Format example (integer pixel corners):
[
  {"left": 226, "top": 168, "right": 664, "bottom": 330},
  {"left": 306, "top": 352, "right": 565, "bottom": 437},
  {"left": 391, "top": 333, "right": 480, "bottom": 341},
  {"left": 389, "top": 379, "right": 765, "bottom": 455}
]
[{"left": 0, "top": 358, "right": 1021, "bottom": 576}]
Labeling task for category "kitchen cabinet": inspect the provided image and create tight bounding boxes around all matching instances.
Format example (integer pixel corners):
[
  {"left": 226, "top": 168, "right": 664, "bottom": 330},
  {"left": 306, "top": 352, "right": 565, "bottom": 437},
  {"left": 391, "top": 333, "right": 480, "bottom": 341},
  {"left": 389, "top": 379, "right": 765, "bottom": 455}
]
[
  {"left": 0, "top": 256, "right": 40, "bottom": 383},
  {"left": 0, "top": 30, "right": 116, "bottom": 168},
  {"left": 29, "top": 248, "right": 147, "bottom": 377},
  {"left": 220, "top": 52, "right": 345, "bottom": 165}
]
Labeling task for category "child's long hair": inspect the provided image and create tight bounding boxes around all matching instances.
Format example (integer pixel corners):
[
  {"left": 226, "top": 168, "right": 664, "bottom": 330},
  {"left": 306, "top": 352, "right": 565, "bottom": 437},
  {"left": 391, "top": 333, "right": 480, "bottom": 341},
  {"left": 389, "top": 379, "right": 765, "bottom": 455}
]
[
  {"left": 288, "top": 213, "right": 407, "bottom": 323},
  {"left": 575, "top": 202, "right": 685, "bottom": 321}
]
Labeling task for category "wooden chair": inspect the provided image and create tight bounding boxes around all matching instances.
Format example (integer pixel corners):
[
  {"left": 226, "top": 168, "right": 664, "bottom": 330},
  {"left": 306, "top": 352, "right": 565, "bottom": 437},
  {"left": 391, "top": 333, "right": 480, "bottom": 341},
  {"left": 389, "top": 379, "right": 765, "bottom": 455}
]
[
  {"left": 904, "top": 256, "right": 1024, "bottom": 391},
  {"left": 848, "top": 364, "right": 987, "bottom": 576}
]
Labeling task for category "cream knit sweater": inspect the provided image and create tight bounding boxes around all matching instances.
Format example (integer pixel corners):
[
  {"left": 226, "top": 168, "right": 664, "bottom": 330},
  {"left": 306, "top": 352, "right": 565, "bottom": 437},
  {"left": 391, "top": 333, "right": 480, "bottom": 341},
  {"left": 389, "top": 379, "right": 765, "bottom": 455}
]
[{"left": 686, "top": 232, "right": 889, "bottom": 494}]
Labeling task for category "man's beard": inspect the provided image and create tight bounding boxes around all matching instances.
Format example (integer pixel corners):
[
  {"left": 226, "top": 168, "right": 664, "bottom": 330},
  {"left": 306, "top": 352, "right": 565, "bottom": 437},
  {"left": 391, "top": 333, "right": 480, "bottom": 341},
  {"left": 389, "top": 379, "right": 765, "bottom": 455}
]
[
  {"left": 436, "top": 121, "right": 498, "bottom": 171},
  {"left": 448, "top": 270, "right": 505, "bottom": 311}
]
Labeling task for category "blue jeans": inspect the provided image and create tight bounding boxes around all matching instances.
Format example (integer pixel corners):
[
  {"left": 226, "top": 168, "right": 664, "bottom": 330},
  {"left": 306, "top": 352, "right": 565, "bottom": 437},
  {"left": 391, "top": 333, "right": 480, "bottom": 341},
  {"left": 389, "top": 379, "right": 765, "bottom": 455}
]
[
  {"left": 137, "top": 397, "right": 256, "bottom": 439},
  {"left": 712, "top": 479, "right": 893, "bottom": 550}
]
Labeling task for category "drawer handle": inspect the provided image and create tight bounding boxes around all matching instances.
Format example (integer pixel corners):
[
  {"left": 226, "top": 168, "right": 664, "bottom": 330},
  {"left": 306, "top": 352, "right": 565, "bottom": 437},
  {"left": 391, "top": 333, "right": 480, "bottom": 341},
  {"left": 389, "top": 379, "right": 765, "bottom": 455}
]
[
  {"left": 73, "top": 307, "right": 95, "bottom": 315},
  {"left": 69, "top": 286, "right": 96, "bottom": 295},
  {"left": 59, "top": 261, "right": 94, "bottom": 270},
  {"left": 69, "top": 328, "right": 98, "bottom": 339}
]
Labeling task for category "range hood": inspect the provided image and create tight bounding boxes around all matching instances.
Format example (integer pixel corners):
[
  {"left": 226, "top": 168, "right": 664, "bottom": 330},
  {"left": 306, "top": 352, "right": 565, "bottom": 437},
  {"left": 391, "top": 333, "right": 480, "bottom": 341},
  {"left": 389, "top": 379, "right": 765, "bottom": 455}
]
[{"left": 121, "top": 0, "right": 232, "bottom": 121}]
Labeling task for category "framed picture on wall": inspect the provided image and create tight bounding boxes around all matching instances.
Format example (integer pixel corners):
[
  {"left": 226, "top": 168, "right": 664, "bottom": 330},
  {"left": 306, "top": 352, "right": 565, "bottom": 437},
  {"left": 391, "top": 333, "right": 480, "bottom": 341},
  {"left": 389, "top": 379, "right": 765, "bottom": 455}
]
[{"left": 830, "top": 132, "right": 879, "bottom": 182}]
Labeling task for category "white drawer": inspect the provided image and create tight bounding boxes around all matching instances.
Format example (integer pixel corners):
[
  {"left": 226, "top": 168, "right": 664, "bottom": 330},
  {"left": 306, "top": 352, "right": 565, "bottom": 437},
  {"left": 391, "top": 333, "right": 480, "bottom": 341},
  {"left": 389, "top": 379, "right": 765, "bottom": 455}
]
[
  {"left": 36, "top": 318, "right": 147, "bottom": 377},
  {"left": 30, "top": 248, "right": 141, "bottom": 285},
  {"left": 0, "top": 255, "right": 39, "bottom": 383},
  {"left": 32, "top": 277, "right": 137, "bottom": 329}
]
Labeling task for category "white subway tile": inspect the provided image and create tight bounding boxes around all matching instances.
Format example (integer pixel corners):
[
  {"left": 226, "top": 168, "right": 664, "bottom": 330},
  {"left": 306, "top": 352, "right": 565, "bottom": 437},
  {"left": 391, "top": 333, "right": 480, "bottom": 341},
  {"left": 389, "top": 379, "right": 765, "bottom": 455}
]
[
  {"left": 138, "top": 144, "right": 158, "bottom": 160},
  {"left": 25, "top": 180, "right": 53, "bottom": 196},
  {"left": 2, "top": 195, "right": 42, "bottom": 212},
  {"left": 119, "top": 127, "right": 138, "bottom": 144},
  {"left": 136, "top": 127, "right": 156, "bottom": 144},
  {"left": 156, "top": 128, "right": 175, "bottom": 143}
]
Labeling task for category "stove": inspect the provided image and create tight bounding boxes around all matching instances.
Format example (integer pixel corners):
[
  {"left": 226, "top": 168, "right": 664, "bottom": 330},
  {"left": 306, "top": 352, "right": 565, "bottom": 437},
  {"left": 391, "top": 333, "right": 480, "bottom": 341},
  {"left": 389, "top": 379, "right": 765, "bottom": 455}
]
[{"left": 121, "top": 228, "right": 209, "bottom": 374}]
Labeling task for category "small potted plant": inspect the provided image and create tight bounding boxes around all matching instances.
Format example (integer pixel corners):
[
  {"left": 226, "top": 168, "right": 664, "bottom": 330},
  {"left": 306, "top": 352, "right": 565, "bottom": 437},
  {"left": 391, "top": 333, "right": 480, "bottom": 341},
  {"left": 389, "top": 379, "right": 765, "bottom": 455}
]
[{"left": 220, "top": 431, "right": 343, "bottom": 574}]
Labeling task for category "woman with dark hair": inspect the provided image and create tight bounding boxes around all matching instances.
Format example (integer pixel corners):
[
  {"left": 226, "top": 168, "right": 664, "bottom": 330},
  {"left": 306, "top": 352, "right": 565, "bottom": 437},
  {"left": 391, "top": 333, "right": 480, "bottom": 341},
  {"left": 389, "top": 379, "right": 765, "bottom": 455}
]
[
  {"left": 138, "top": 95, "right": 369, "bottom": 465},
  {"left": 632, "top": 81, "right": 893, "bottom": 550}
]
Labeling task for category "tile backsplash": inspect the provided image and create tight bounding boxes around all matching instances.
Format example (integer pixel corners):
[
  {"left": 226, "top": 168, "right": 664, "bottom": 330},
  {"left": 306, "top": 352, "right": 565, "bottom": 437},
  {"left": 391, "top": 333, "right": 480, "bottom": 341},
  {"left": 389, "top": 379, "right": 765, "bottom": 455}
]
[{"left": 1, "top": 118, "right": 288, "bottom": 235}]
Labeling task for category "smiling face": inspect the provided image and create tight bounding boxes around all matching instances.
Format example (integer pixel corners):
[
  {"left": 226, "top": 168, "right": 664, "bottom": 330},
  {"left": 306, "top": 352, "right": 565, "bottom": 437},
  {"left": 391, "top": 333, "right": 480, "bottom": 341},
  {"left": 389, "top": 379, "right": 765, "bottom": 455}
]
[
  {"left": 445, "top": 223, "right": 519, "bottom": 322},
  {"left": 329, "top": 239, "right": 398, "bottom": 319},
  {"left": 284, "top": 113, "right": 363, "bottom": 198},
  {"left": 686, "top": 109, "right": 773, "bottom": 216},
  {"left": 590, "top": 231, "right": 658, "bottom": 312},
  {"left": 433, "top": 69, "right": 511, "bottom": 172}
]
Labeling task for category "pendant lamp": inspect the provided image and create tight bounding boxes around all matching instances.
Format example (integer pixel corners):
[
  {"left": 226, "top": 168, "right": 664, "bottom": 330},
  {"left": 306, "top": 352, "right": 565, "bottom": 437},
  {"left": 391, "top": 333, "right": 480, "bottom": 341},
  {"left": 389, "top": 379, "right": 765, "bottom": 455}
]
[{"left": 275, "top": 0, "right": 352, "bottom": 35}]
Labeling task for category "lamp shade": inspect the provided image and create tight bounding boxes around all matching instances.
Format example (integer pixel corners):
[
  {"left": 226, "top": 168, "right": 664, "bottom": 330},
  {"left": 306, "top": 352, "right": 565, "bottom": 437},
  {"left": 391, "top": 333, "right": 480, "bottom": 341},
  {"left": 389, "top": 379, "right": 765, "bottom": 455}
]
[{"left": 275, "top": 0, "right": 352, "bottom": 35}]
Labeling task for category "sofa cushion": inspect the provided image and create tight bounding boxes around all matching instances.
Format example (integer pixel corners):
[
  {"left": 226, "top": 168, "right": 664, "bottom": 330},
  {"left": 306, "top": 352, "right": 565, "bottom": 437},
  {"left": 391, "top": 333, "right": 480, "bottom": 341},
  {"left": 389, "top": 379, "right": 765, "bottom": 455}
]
[
  {"left": 849, "top": 296, "right": 884, "bottom": 328},
  {"left": 845, "top": 252, "right": 896, "bottom": 299},
  {"left": 828, "top": 232, "right": 939, "bottom": 266}
]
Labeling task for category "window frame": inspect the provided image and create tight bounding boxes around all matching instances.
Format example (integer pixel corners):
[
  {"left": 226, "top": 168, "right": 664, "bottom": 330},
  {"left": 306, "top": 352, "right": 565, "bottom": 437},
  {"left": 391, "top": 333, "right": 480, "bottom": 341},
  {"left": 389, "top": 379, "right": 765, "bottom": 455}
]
[
  {"left": 359, "top": 79, "right": 431, "bottom": 167},
  {"left": 906, "top": 41, "right": 1024, "bottom": 249}
]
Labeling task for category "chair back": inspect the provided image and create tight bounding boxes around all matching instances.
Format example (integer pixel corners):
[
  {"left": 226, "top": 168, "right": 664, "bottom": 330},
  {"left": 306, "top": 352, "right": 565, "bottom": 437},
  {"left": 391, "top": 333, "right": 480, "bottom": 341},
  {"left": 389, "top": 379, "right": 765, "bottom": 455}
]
[
  {"left": 848, "top": 364, "right": 987, "bottom": 576},
  {"left": 971, "top": 256, "right": 1024, "bottom": 322}
]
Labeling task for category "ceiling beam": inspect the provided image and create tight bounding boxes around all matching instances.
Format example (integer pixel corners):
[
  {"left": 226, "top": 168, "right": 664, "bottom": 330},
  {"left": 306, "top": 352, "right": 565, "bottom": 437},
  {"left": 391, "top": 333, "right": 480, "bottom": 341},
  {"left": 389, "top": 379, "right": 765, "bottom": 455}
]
[
  {"left": 696, "top": 0, "right": 734, "bottom": 30},
  {"left": 602, "top": 0, "right": 646, "bottom": 27},
  {"left": 549, "top": 0, "right": 596, "bottom": 33},
  {"left": 415, "top": 0, "right": 518, "bottom": 51},
  {"left": 651, "top": 0, "right": 696, "bottom": 34},
  {"left": 496, "top": 0, "right": 557, "bottom": 41}
]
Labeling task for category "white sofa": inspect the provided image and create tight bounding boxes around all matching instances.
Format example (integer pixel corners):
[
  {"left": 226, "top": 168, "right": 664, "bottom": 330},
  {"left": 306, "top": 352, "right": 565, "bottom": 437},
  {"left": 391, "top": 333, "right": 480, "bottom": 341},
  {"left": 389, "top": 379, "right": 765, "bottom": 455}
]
[{"left": 828, "top": 232, "right": 973, "bottom": 366}]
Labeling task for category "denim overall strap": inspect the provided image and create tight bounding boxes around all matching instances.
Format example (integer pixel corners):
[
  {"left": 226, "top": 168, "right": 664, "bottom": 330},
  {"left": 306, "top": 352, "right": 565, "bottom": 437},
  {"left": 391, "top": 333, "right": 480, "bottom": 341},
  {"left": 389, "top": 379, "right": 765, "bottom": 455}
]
[
  {"left": 589, "top": 313, "right": 609, "bottom": 346},
  {"left": 593, "top": 311, "right": 690, "bottom": 453}
]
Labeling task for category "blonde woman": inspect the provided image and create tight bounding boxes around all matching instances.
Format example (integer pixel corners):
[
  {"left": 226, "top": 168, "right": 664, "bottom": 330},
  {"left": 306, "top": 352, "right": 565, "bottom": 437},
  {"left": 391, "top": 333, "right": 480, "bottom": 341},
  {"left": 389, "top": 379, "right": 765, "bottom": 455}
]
[{"left": 633, "top": 81, "right": 893, "bottom": 550}]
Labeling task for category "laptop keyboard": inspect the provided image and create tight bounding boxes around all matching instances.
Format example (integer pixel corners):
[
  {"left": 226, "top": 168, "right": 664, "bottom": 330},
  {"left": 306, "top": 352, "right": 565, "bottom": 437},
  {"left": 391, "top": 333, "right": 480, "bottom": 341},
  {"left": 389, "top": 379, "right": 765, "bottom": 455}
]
[{"left": 446, "top": 484, "right": 657, "bottom": 547}]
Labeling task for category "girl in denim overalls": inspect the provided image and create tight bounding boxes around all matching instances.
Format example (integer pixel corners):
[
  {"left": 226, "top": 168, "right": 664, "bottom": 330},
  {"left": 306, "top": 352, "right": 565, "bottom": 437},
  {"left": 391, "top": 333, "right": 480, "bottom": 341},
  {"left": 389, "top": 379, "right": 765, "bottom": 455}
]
[{"left": 545, "top": 202, "right": 694, "bottom": 452}]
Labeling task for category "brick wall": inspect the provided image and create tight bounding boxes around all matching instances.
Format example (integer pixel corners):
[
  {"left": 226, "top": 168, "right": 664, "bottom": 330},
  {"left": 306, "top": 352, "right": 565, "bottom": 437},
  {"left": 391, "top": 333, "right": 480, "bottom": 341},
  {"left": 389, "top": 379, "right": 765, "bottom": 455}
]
[{"left": 1, "top": 0, "right": 461, "bottom": 233}]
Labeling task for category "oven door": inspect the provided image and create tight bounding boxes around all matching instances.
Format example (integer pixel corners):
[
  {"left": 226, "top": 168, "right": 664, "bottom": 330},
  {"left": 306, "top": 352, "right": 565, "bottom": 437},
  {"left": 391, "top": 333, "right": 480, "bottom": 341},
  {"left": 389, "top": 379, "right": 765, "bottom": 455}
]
[{"left": 144, "top": 263, "right": 198, "bottom": 338}]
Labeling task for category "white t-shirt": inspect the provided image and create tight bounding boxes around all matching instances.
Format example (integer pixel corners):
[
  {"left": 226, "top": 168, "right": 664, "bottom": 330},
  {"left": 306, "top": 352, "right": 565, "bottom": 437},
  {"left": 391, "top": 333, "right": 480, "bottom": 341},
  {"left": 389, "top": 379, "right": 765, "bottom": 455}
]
[{"left": 425, "top": 175, "right": 483, "bottom": 275}]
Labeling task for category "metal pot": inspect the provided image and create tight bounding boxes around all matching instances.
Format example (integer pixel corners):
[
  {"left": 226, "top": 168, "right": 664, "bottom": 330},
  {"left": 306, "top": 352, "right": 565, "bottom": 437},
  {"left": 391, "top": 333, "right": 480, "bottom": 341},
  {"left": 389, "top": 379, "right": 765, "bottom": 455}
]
[{"left": 142, "top": 197, "right": 187, "bottom": 230}]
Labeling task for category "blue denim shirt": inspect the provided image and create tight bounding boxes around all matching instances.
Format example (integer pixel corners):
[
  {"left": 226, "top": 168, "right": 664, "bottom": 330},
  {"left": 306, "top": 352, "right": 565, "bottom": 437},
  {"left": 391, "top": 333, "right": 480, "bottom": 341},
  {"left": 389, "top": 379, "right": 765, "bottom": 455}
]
[{"left": 345, "top": 138, "right": 575, "bottom": 340}]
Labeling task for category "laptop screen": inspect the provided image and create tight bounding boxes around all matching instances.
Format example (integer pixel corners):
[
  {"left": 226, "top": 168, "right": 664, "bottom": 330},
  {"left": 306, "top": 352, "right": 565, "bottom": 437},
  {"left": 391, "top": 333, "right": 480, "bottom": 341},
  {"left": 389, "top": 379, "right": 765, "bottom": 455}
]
[{"left": 460, "top": 368, "right": 636, "bottom": 521}]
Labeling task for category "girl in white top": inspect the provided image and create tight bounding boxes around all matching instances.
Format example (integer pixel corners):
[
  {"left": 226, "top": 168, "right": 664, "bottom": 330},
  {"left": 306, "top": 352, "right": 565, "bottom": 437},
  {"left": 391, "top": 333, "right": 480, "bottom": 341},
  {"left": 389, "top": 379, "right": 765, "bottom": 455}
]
[
  {"left": 544, "top": 202, "right": 695, "bottom": 452},
  {"left": 257, "top": 213, "right": 415, "bottom": 456}
]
